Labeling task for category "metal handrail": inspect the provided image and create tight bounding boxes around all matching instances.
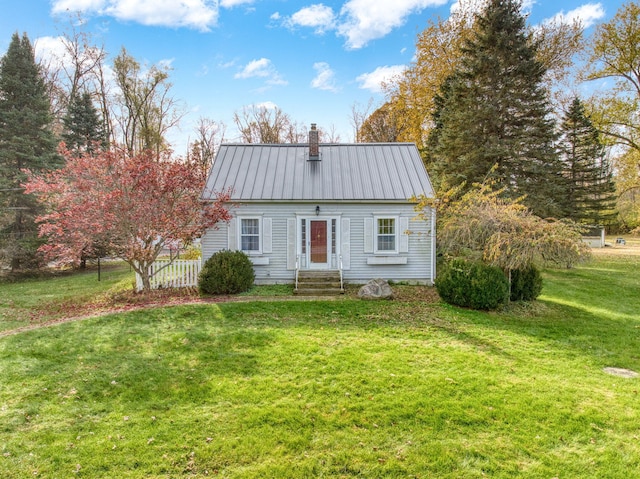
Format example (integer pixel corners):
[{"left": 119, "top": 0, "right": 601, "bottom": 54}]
[
  {"left": 295, "top": 254, "right": 300, "bottom": 291},
  {"left": 339, "top": 254, "right": 344, "bottom": 292}
]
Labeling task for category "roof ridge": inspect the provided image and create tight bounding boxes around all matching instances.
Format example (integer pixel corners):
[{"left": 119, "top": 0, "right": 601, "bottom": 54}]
[{"left": 219, "top": 142, "right": 417, "bottom": 147}]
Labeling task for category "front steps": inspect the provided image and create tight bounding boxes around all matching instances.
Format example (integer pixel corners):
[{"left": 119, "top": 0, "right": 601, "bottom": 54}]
[{"left": 295, "top": 270, "right": 344, "bottom": 296}]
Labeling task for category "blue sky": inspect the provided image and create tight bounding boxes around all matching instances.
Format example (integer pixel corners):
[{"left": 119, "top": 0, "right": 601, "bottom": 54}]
[{"left": 1, "top": 0, "right": 623, "bottom": 152}]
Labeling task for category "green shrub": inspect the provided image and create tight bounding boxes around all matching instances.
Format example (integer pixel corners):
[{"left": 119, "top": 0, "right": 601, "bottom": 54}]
[
  {"left": 199, "top": 250, "right": 255, "bottom": 295},
  {"left": 509, "top": 265, "right": 543, "bottom": 301},
  {"left": 436, "top": 259, "right": 509, "bottom": 310}
]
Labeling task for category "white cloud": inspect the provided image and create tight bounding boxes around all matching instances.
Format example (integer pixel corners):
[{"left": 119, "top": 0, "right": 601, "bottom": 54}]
[
  {"left": 449, "top": 0, "right": 534, "bottom": 18},
  {"left": 449, "top": 0, "right": 483, "bottom": 15},
  {"left": 51, "top": 0, "right": 219, "bottom": 31},
  {"left": 235, "top": 58, "right": 272, "bottom": 79},
  {"left": 34, "top": 36, "right": 73, "bottom": 70},
  {"left": 218, "top": 60, "right": 236, "bottom": 69},
  {"left": 235, "top": 58, "right": 288, "bottom": 86},
  {"left": 53, "top": 0, "right": 107, "bottom": 12},
  {"left": 35, "top": 35, "right": 111, "bottom": 78},
  {"left": 542, "top": 3, "right": 605, "bottom": 29},
  {"left": 157, "top": 58, "right": 175, "bottom": 69},
  {"left": 220, "top": 0, "right": 254, "bottom": 7},
  {"left": 357, "top": 65, "right": 406, "bottom": 93},
  {"left": 280, "top": 0, "right": 447, "bottom": 49},
  {"left": 287, "top": 4, "right": 336, "bottom": 34},
  {"left": 255, "top": 101, "right": 278, "bottom": 110},
  {"left": 521, "top": 0, "right": 535, "bottom": 11},
  {"left": 311, "top": 62, "right": 339, "bottom": 92},
  {"left": 338, "top": 0, "right": 448, "bottom": 49}
]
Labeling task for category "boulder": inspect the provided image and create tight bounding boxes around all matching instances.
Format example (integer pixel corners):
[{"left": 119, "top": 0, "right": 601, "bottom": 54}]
[{"left": 358, "top": 278, "right": 393, "bottom": 300}]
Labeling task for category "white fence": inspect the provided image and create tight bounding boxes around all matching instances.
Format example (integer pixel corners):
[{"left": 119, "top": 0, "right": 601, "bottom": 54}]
[{"left": 135, "top": 259, "right": 202, "bottom": 291}]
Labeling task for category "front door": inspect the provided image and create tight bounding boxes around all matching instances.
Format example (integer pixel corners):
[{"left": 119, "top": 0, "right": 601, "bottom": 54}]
[{"left": 310, "top": 220, "right": 329, "bottom": 266}]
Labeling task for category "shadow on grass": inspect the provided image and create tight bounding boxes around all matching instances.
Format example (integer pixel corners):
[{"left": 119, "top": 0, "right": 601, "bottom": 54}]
[
  {"left": 0, "top": 305, "right": 277, "bottom": 421},
  {"left": 3, "top": 265, "right": 639, "bottom": 416}
]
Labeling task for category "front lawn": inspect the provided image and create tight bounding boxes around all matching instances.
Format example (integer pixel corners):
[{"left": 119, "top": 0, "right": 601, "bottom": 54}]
[{"left": 0, "top": 248, "right": 639, "bottom": 477}]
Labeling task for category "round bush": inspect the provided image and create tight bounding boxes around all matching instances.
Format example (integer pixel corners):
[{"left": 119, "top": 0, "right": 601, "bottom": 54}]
[
  {"left": 509, "top": 265, "right": 543, "bottom": 301},
  {"left": 199, "top": 250, "right": 255, "bottom": 295},
  {"left": 436, "top": 259, "right": 509, "bottom": 310}
]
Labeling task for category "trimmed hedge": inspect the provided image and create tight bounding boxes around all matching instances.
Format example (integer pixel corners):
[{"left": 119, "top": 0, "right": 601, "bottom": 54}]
[
  {"left": 436, "top": 259, "right": 509, "bottom": 310},
  {"left": 199, "top": 250, "right": 255, "bottom": 295},
  {"left": 510, "top": 265, "right": 543, "bottom": 301}
]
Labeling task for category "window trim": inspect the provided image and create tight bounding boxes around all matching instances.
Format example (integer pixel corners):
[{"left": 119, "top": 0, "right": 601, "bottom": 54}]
[
  {"left": 374, "top": 216, "right": 399, "bottom": 254},
  {"left": 238, "top": 216, "right": 262, "bottom": 254}
]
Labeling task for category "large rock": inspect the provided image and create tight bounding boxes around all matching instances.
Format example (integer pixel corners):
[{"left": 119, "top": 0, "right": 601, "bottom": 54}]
[{"left": 358, "top": 278, "right": 393, "bottom": 300}]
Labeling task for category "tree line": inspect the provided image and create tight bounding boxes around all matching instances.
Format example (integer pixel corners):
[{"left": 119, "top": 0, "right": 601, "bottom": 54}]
[
  {"left": 0, "top": 31, "right": 232, "bottom": 274},
  {"left": 1, "top": 0, "right": 639, "bottom": 273},
  {"left": 359, "top": 0, "right": 636, "bottom": 229}
]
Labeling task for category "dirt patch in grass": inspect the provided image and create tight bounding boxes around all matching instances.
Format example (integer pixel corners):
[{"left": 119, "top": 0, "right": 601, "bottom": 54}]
[
  {"left": 603, "top": 367, "right": 639, "bottom": 378},
  {"left": 592, "top": 236, "right": 640, "bottom": 257}
]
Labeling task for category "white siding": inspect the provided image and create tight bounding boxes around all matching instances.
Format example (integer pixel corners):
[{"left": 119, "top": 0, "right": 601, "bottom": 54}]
[
  {"left": 363, "top": 218, "right": 374, "bottom": 253},
  {"left": 227, "top": 218, "right": 237, "bottom": 251},
  {"left": 203, "top": 202, "right": 435, "bottom": 285},
  {"left": 202, "top": 225, "right": 230, "bottom": 259}
]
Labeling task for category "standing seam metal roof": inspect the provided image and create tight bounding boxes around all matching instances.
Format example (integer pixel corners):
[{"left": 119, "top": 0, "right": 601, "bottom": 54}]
[{"left": 203, "top": 143, "right": 435, "bottom": 201}]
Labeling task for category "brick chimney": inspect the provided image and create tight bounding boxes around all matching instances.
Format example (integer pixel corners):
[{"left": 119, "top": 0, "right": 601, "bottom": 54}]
[{"left": 308, "top": 123, "right": 319, "bottom": 159}]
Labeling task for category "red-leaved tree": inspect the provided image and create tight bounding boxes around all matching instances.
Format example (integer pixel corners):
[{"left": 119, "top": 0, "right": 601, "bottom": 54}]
[{"left": 24, "top": 145, "right": 231, "bottom": 291}]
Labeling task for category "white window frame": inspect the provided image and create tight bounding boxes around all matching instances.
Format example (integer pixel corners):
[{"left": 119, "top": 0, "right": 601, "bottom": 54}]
[
  {"left": 238, "top": 217, "right": 262, "bottom": 254},
  {"left": 374, "top": 216, "right": 398, "bottom": 254}
]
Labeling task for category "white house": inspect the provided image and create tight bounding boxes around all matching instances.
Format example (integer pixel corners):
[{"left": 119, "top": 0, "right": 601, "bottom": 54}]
[{"left": 201, "top": 125, "right": 437, "bottom": 289}]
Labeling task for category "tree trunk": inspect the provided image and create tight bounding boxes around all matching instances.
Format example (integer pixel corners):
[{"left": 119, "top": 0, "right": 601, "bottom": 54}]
[{"left": 141, "top": 273, "right": 151, "bottom": 292}]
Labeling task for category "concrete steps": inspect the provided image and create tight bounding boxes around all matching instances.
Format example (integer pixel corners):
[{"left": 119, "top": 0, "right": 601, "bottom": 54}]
[{"left": 295, "top": 270, "right": 344, "bottom": 296}]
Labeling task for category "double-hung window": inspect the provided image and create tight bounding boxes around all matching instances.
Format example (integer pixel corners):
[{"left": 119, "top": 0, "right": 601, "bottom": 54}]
[
  {"left": 240, "top": 218, "right": 260, "bottom": 253},
  {"left": 376, "top": 217, "right": 397, "bottom": 253}
]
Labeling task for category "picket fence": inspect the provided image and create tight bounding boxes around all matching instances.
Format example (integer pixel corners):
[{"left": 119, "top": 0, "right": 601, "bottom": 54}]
[{"left": 135, "top": 259, "right": 202, "bottom": 291}]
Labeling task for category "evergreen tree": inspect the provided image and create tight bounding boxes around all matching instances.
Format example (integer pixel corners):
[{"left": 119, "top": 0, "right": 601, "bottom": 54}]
[
  {"left": 428, "top": 0, "right": 565, "bottom": 218},
  {"left": 62, "top": 91, "right": 107, "bottom": 154},
  {"left": 559, "top": 97, "right": 617, "bottom": 226},
  {"left": 0, "top": 33, "right": 61, "bottom": 270}
]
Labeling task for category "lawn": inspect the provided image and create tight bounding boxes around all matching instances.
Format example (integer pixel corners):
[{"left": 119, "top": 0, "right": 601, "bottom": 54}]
[
  {"left": 1, "top": 247, "right": 639, "bottom": 477},
  {"left": 0, "top": 262, "right": 135, "bottom": 332}
]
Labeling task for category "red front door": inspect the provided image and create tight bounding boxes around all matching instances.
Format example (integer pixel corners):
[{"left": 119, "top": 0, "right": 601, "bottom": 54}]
[{"left": 310, "top": 220, "right": 327, "bottom": 264}]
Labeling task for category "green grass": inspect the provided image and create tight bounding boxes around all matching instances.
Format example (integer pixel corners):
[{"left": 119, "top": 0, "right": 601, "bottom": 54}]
[
  {"left": 0, "top": 262, "right": 135, "bottom": 332},
  {"left": 239, "top": 284, "right": 295, "bottom": 296},
  {"left": 1, "top": 253, "right": 639, "bottom": 477}
]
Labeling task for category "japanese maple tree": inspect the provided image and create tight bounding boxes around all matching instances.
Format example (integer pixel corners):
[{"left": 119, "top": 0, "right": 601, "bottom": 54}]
[{"left": 24, "top": 145, "right": 231, "bottom": 291}]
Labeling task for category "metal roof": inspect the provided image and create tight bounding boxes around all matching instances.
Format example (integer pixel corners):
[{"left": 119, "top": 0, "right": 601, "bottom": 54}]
[{"left": 203, "top": 143, "right": 435, "bottom": 202}]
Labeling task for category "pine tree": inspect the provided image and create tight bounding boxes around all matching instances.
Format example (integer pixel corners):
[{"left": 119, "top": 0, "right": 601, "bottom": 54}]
[
  {"left": 428, "top": 0, "right": 565, "bottom": 218},
  {"left": 560, "top": 97, "right": 617, "bottom": 226},
  {"left": 0, "top": 33, "right": 61, "bottom": 270},
  {"left": 62, "top": 91, "right": 107, "bottom": 154}
]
